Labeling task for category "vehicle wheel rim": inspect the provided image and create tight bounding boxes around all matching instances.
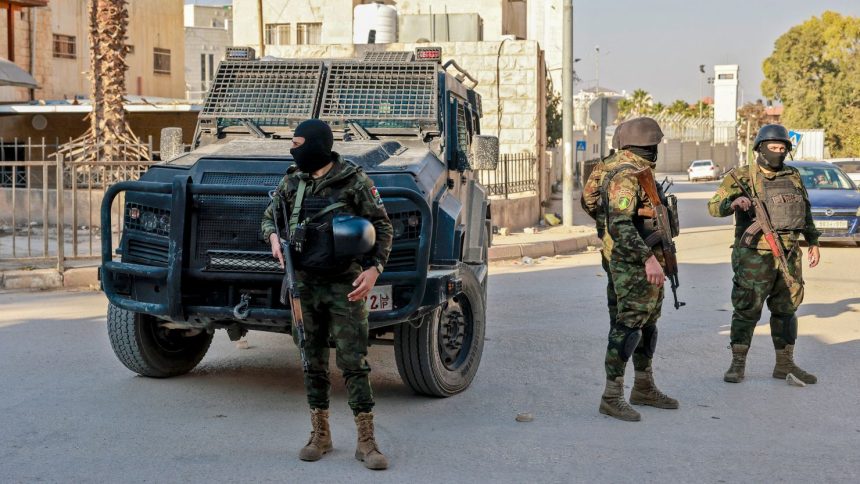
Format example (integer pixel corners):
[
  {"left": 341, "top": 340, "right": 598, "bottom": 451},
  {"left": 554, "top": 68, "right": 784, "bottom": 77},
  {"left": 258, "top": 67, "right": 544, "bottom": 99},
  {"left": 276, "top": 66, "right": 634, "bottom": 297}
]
[
  {"left": 437, "top": 294, "right": 474, "bottom": 371},
  {"left": 146, "top": 319, "right": 192, "bottom": 354}
]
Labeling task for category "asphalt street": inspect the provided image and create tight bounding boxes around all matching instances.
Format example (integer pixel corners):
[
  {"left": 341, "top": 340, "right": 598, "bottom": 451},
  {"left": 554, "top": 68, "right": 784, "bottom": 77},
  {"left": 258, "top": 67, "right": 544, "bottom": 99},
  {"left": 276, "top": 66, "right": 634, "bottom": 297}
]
[{"left": 1, "top": 180, "right": 859, "bottom": 483}]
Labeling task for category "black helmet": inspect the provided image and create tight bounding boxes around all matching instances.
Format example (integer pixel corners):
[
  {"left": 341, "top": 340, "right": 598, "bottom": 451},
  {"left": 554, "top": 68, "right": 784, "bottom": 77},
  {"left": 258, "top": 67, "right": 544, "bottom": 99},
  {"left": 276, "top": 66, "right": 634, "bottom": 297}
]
[
  {"left": 332, "top": 215, "right": 376, "bottom": 258},
  {"left": 753, "top": 124, "right": 791, "bottom": 151}
]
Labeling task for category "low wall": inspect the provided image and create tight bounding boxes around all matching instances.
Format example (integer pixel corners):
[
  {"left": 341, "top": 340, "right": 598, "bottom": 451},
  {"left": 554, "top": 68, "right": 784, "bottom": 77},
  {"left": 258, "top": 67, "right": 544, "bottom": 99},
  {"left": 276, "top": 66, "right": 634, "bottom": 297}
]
[
  {"left": 657, "top": 140, "right": 739, "bottom": 173},
  {"left": 489, "top": 193, "right": 540, "bottom": 231},
  {"left": 0, "top": 188, "right": 119, "bottom": 229}
]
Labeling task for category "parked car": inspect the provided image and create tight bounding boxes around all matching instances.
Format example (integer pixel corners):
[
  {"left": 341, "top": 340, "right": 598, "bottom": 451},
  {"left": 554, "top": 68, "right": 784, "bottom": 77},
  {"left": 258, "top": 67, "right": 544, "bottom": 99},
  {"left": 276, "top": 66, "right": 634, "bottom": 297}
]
[
  {"left": 788, "top": 160, "right": 860, "bottom": 245},
  {"left": 687, "top": 159, "right": 721, "bottom": 182},
  {"left": 828, "top": 158, "right": 860, "bottom": 185}
]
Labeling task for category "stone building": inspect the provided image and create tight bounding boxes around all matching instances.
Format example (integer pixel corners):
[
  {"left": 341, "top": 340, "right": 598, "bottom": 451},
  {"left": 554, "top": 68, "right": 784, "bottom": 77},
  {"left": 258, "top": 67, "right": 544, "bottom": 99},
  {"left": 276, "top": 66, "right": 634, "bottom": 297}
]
[
  {"left": 0, "top": 0, "right": 186, "bottom": 103},
  {"left": 184, "top": 3, "right": 233, "bottom": 100}
]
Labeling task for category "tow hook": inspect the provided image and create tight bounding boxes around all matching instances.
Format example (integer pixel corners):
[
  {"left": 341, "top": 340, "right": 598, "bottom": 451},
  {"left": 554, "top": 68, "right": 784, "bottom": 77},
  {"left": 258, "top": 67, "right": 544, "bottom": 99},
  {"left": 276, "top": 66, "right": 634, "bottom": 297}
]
[{"left": 233, "top": 293, "right": 251, "bottom": 320}]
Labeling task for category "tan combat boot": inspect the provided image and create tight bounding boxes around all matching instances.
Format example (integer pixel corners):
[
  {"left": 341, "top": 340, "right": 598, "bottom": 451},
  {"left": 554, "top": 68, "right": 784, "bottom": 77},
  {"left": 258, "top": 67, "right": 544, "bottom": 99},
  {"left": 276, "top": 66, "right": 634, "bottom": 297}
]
[
  {"left": 773, "top": 344, "right": 817, "bottom": 384},
  {"left": 630, "top": 367, "right": 679, "bottom": 409},
  {"left": 723, "top": 344, "right": 749, "bottom": 383},
  {"left": 599, "top": 377, "right": 641, "bottom": 422},
  {"left": 354, "top": 412, "right": 389, "bottom": 470},
  {"left": 299, "top": 408, "right": 332, "bottom": 462}
]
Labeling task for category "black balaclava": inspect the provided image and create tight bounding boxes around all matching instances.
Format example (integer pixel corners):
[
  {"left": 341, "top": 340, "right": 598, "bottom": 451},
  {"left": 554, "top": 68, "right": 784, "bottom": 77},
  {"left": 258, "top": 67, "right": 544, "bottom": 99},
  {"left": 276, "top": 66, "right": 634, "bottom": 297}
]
[
  {"left": 290, "top": 119, "right": 334, "bottom": 173},
  {"left": 757, "top": 141, "right": 788, "bottom": 170},
  {"left": 624, "top": 145, "right": 659, "bottom": 163}
]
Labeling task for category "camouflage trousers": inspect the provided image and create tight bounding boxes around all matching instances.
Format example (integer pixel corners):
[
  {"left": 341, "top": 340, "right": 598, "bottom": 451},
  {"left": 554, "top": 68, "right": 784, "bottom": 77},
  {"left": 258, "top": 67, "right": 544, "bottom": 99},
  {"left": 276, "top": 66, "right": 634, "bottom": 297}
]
[
  {"left": 293, "top": 279, "right": 374, "bottom": 415},
  {"left": 601, "top": 254, "right": 618, "bottom": 327},
  {"left": 604, "top": 257, "right": 664, "bottom": 380},
  {"left": 730, "top": 246, "right": 804, "bottom": 349}
]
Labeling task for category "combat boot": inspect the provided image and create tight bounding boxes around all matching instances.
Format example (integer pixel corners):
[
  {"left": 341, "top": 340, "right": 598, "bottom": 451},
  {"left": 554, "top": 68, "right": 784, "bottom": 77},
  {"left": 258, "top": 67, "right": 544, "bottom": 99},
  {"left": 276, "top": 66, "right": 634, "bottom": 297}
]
[
  {"left": 773, "top": 344, "right": 817, "bottom": 384},
  {"left": 723, "top": 344, "right": 749, "bottom": 383},
  {"left": 299, "top": 408, "right": 332, "bottom": 462},
  {"left": 630, "top": 367, "right": 679, "bottom": 409},
  {"left": 354, "top": 412, "right": 388, "bottom": 470},
  {"left": 599, "top": 377, "right": 641, "bottom": 422}
]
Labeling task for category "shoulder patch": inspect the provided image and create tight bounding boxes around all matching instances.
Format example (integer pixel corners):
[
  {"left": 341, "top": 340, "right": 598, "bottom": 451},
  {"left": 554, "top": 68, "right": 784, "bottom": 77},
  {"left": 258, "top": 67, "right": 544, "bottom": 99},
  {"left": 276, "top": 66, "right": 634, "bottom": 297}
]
[
  {"left": 618, "top": 197, "right": 631, "bottom": 210},
  {"left": 370, "top": 185, "right": 383, "bottom": 206}
]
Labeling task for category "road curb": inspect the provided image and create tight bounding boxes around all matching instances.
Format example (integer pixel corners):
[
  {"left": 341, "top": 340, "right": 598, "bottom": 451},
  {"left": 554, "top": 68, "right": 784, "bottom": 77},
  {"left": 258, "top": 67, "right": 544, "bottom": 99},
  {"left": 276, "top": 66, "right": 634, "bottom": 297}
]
[
  {"left": 488, "top": 232, "right": 600, "bottom": 262},
  {"left": 0, "top": 266, "right": 100, "bottom": 291}
]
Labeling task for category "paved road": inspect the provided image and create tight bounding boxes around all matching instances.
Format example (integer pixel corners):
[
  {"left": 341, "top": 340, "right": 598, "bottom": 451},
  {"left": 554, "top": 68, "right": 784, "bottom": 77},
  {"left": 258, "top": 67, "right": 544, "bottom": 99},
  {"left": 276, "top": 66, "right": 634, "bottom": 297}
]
[{"left": 2, "top": 181, "right": 859, "bottom": 483}]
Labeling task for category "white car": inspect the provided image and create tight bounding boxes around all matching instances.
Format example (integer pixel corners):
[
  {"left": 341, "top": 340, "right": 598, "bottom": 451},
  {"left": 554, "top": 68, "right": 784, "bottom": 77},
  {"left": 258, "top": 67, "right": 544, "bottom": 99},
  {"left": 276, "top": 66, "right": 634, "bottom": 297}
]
[
  {"left": 829, "top": 159, "right": 860, "bottom": 185},
  {"left": 687, "top": 159, "right": 721, "bottom": 182}
]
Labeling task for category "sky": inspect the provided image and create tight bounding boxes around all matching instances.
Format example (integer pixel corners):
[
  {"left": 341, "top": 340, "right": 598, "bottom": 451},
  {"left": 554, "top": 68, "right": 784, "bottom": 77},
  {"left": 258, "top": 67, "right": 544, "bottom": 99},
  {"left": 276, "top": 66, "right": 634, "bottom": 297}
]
[
  {"left": 573, "top": 0, "right": 860, "bottom": 105},
  {"left": 185, "top": 0, "right": 860, "bottom": 105}
]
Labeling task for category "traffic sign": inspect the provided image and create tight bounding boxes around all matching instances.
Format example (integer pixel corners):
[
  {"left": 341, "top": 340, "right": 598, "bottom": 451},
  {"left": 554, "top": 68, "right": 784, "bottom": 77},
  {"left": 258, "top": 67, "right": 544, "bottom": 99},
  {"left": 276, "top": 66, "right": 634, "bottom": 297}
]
[
  {"left": 576, "top": 140, "right": 586, "bottom": 152},
  {"left": 788, "top": 130, "right": 802, "bottom": 147}
]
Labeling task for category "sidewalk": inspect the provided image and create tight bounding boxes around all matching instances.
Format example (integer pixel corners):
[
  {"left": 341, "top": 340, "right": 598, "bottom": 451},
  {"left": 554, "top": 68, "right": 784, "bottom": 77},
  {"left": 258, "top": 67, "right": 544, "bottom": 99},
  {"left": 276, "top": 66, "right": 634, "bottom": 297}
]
[{"left": 488, "top": 190, "right": 600, "bottom": 262}]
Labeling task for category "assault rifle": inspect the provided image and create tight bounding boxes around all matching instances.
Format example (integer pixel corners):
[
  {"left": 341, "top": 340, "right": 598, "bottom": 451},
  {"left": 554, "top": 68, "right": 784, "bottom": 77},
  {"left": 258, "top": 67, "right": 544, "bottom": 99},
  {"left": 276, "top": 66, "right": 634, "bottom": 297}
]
[
  {"left": 270, "top": 191, "right": 310, "bottom": 373},
  {"left": 633, "top": 168, "right": 686, "bottom": 310},
  {"left": 727, "top": 170, "right": 797, "bottom": 288}
]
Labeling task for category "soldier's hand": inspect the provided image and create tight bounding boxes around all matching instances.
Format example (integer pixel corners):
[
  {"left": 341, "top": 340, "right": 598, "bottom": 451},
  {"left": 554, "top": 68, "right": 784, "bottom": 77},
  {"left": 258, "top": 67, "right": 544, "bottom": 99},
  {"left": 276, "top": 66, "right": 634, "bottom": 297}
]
[
  {"left": 348, "top": 267, "right": 380, "bottom": 302},
  {"left": 645, "top": 255, "right": 665, "bottom": 286},
  {"left": 730, "top": 196, "right": 752, "bottom": 212},
  {"left": 808, "top": 245, "right": 820, "bottom": 268},
  {"left": 269, "top": 233, "right": 284, "bottom": 268}
]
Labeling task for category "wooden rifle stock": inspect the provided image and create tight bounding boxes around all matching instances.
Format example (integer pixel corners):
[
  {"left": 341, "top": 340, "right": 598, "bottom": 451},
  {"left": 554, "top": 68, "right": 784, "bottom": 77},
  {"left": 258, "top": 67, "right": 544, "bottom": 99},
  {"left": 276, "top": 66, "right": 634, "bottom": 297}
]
[{"left": 632, "top": 168, "right": 685, "bottom": 309}]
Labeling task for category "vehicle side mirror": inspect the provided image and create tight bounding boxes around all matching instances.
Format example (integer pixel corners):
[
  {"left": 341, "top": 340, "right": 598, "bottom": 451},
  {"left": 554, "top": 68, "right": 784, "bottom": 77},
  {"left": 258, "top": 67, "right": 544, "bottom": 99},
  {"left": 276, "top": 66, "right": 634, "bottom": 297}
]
[
  {"left": 470, "top": 135, "right": 499, "bottom": 170},
  {"left": 160, "top": 127, "right": 184, "bottom": 162}
]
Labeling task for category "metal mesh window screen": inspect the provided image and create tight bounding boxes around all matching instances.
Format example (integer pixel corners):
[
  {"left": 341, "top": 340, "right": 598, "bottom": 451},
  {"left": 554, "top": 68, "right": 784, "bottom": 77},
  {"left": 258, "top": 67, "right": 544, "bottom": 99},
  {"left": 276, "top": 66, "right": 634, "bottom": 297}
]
[
  {"left": 456, "top": 102, "right": 469, "bottom": 155},
  {"left": 201, "top": 61, "right": 323, "bottom": 127},
  {"left": 319, "top": 62, "right": 438, "bottom": 128},
  {"left": 361, "top": 51, "right": 414, "bottom": 63}
]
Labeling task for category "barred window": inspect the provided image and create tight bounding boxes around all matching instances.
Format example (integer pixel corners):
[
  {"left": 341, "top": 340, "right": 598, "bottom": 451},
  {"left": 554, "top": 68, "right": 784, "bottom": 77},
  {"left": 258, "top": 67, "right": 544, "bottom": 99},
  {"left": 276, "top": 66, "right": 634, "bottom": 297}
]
[
  {"left": 154, "top": 48, "right": 171, "bottom": 75},
  {"left": 265, "top": 23, "right": 291, "bottom": 45},
  {"left": 53, "top": 34, "right": 76, "bottom": 59},
  {"left": 296, "top": 23, "right": 322, "bottom": 45}
]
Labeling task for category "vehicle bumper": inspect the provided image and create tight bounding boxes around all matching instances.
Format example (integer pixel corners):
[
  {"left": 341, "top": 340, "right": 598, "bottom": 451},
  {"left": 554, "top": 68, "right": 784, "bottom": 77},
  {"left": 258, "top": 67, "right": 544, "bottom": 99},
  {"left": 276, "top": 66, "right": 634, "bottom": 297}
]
[{"left": 101, "top": 178, "right": 438, "bottom": 328}]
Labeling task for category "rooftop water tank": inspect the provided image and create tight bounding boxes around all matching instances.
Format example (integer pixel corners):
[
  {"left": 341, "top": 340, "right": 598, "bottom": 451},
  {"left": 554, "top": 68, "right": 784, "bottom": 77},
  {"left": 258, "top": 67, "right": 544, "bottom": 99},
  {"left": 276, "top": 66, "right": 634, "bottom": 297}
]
[{"left": 353, "top": 2, "right": 397, "bottom": 44}]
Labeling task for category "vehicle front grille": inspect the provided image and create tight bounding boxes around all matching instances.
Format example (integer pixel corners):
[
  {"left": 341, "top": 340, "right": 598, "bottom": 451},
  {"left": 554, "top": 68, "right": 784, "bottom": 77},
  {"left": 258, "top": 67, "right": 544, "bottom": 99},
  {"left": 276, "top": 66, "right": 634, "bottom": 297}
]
[
  {"left": 195, "top": 173, "right": 282, "bottom": 272},
  {"left": 389, "top": 210, "right": 422, "bottom": 240},
  {"left": 126, "top": 238, "right": 168, "bottom": 266},
  {"left": 124, "top": 203, "right": 170, "bottom": 236},
  {"left": 386, "top": 246, "right": 417, "bottom": 271},
  {"left": 205, "top": 250, "right": 282, "bottom": 273}
]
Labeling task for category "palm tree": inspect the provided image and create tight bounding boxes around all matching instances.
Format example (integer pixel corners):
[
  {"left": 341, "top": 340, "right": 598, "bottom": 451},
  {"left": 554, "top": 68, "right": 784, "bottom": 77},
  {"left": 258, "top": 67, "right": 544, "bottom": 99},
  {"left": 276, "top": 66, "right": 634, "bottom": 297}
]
[
  {"left": 56, "top": 0, "right": 149, "bottom": 163},
  {"left": 649, "top": 102, "right": 666, "bottom": 116},
  {"left": 666, "top": 100, "right": 690, "bottom": 117}
]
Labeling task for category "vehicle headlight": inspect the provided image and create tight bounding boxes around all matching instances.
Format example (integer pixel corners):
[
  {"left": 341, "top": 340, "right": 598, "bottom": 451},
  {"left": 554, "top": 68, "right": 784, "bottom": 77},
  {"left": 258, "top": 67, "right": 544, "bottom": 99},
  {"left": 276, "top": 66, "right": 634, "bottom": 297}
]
[
  {"left": 392, "top": 219, "right": 405, "bottom": 239},
  {"left": 126, "top": 203, "right": 170, "bottom": 235}
]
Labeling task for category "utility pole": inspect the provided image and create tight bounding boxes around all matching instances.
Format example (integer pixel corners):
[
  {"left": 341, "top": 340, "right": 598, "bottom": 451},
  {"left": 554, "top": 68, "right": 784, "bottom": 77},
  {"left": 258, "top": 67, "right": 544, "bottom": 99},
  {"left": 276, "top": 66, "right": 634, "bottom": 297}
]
[
  {"left": 257, "top": 0, "right": 265, "bottom": 57},
  {"left": 562, "top": 0, "right": 575, "bottom": 226}
]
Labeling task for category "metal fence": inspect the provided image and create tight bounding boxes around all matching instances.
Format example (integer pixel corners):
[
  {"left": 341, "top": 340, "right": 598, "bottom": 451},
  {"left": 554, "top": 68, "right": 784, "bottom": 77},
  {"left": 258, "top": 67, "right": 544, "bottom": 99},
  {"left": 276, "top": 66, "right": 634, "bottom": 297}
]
[
  {"left": 0, "top": 138, "right": 155, "bottom": 269},
  {"left": 478, "top": 153, "right": 538, "bottom": 198}
]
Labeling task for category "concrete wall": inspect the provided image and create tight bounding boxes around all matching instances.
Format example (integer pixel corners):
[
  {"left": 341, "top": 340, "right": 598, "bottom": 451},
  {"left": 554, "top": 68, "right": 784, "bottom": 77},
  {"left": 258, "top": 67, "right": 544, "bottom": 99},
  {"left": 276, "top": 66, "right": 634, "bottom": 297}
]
[
  {"left": 0, "top": 188, "right": 112, "bottom": 229},
  {"left": 0, "top": 4, "right": 52, "bottom": 103},
  {"left": 489, "top": 194, "right": 540, "bottom": 231},
  {"left": 656, "top": 140, "right": 739, "bottom": 173},
  {"left": 185, "top": 6, "right": 233, "bottom": 99}
]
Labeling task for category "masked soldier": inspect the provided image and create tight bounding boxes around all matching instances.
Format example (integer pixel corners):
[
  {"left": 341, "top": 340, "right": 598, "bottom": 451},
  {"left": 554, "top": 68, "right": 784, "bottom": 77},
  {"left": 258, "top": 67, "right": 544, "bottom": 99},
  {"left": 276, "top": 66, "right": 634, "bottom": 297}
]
[
  {"left": 707, "top": 124, "right": 820, "bottom": 385},
  {"left": 261, "top": 119, "right": 394, "bottom": 469},
  {"left": 597, "top": 117, "right": 679, "bottom": 422}
]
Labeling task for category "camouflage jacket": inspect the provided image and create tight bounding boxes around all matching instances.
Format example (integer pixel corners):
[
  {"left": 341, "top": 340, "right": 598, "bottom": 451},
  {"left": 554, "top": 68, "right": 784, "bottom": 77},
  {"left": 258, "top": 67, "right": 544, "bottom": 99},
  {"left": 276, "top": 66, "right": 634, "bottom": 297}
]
[
  {"left": 261, "top": 153, "right": 393, "bottom": 275},
  {"left": 707, "top": 164, "right": 820, "bottom": 249},
  {"left": 582, "top": 151, "right": 635, "bottom": 258},
  {"left": 604, "top": 151, "right": 660, "bottom": 265}
]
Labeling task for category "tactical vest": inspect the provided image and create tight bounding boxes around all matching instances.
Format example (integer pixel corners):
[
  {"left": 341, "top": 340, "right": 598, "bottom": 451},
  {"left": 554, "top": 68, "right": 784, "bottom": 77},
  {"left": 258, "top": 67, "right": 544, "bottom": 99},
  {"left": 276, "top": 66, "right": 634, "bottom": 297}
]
[
  {"left": 287, "top": 177, "right": 351, "bottom": 273},
  {"left": 600, "top": 164, "right": 680, "bottom": 246},
  {"left": 761, "top": 176, "right": 806, "bottom": 231}
]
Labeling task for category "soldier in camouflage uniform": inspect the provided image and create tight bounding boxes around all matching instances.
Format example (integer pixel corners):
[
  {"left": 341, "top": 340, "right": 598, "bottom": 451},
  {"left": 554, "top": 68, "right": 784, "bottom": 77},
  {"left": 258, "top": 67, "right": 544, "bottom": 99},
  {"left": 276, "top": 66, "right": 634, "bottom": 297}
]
[
  {"left": 708, "top": 124, "right": 820, "bottom": 385},
  {"left": 596, "top": 117, "right": 679, "bottom": 422},
  {"left": 261, "top": 119, "right": 394, "bottom": 470}
]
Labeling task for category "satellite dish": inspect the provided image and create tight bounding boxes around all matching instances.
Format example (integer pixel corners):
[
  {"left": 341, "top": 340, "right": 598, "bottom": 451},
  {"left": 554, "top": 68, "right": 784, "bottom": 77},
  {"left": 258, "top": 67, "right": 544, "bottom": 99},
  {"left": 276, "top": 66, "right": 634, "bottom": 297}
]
[{"left": 588, "top": 96, "right": 623, "bottom": 126}]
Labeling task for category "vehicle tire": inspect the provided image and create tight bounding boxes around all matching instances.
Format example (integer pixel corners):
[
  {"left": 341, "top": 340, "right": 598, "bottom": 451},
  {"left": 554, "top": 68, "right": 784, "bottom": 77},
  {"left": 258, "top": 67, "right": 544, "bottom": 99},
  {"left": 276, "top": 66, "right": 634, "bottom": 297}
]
[
  {"left": 107, "top": 303, "right": 213, "bottom": 378},
  {"left": 394, "top": 268, "right": 486, "bottom": 397}
]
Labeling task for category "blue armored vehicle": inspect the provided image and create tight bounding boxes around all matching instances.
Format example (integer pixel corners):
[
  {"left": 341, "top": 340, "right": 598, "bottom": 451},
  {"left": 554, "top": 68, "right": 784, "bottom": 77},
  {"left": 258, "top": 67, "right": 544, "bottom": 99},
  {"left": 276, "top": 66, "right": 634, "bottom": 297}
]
[{"left": 100, "top": 48, "right": 498, "bottom": 397}]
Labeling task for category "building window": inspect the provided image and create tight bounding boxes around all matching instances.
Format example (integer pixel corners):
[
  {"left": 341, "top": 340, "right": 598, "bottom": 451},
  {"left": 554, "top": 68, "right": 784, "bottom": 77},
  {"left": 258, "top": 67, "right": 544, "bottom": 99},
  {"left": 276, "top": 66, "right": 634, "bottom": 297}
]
[
  {"left": 53, "top": 34, "right": 76, "bottom": 59},
  {"left": 718, "top": 73, "right": 735, "bottom": 80},
  {"left": 265, "top": 23, "right": 291, "bottom": 45},
  {"left": 154, "top": 48, "right": 171, "bottom": 75},
  {"left": 296, "top": 23, "right": 322, "bottom": 45}
]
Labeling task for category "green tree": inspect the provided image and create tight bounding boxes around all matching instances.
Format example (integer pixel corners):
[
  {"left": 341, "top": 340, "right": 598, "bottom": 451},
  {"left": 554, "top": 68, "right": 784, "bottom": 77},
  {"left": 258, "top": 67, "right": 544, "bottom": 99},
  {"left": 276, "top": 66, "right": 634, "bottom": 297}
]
[
  {"left": 546, "top": 83, "right": 562, "bottom": 147},
  {"left": 649, "top": 102, "right": 666, "bottom": 116},
  {"left": 666, "top": 100, "right": 690, "bottom": 117},
  {"left": 618, "top": 88, "right": 652, "bottom": 118},
  {"left": 762, "top": 11, "right": 860, "bottom": 156}
]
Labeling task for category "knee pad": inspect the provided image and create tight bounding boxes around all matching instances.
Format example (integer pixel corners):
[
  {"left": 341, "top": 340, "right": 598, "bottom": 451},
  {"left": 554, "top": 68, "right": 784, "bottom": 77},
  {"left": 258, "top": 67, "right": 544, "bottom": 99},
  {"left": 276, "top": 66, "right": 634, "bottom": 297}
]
[
  {"left": 609, "top": 326, "right": 642, "bottom": 361},
  {"left": 640, "top": 325, "right": 658, "bottom": 358}
]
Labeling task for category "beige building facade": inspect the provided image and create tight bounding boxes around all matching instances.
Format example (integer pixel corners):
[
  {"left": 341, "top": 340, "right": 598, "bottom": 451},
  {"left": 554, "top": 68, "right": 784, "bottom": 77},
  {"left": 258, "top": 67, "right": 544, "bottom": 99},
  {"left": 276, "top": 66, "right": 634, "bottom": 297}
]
[
  {"left": 184, "top": 3, "right": 233, "bottom": 100},
  {"left": 1, "top": 0, "right": 186, "bottom": 104}
]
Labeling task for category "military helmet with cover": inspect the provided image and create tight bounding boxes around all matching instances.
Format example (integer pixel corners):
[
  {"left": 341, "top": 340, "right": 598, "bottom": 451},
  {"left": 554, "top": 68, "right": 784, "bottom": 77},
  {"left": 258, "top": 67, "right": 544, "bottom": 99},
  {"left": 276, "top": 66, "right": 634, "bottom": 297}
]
[{"left": 616, "top": 117, "right": 664, "bottom": 148}]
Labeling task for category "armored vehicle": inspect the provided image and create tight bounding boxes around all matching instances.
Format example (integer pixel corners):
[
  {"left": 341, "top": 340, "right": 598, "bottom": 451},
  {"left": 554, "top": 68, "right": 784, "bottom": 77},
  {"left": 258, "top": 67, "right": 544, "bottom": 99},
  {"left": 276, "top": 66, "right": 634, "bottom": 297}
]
[{"left": 100, "top": 47, "right": 498, "bottom": 397}]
